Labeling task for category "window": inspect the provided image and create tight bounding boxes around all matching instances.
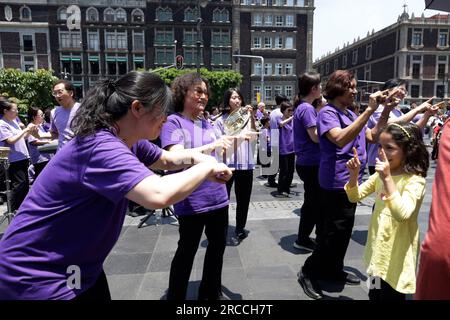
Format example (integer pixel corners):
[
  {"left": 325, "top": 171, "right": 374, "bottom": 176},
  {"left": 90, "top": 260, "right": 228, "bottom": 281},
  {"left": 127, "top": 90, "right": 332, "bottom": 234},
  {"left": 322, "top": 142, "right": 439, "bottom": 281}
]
[
  {"left": 410, "top": 85, "right": 420, "bottom": 98},
  {"left": 131, "top": 9, "right": 144, "bottom": 23},
  {"left": 89, "top": 58, "right": 100, "bottom": 75},
  {"left": 325, "top": 62, "right": 330, "bottom": 74},
  {"left": 275, "top": 0, "right": 284, "bottom": 5},
  {"left": 213, "top": 8, "right": 229, "bottom": 22},
  {"left": 264, "top": 37, "right": 272, "bottom": 49},
  {"left": 286, "top": 15, "right": 294, "bottom": 27},
  {"left": 334, "top": 59, "right": 338, "bottom": 71},
  {"left": 183, "top": 48, "right": 202, "bottom": 65},
  {"left": 352, "top": 49, "right": 358, "bottom": 64},
  {"left": 61, "top": 55, "right": 82, "bottom": 76},
  {"left": 274, "top": 85, "right": 283, "bottom": 96},
  {"left": 212, "top": 30, "right": 230, "bottom": 46},
  {"left": 104, "top": 8, "right": 115, "bottom": 22},
  {"left": 106, "top": 56, "right": 127, "bottom": 75},
  {"left": 364, "top": 65, "right": 371, "bottom": 80},
  {"left": 412, "top": 29, "right": 423, "bottom": 46},
  {"left": 438, "top": 29, "right": 448, "bottom": 47},
  {"left": 285, "top": 63, "right": 293, "bottom": 75},
  {"left": 58, "top": 7, "right": 67, "bottom": 20},
  {"left": 23, "top": 56, "right": 35, "bottom": 72},
  {"left": 184, "top": 29, "right": 197, "bottom": 46},
  {"left": 184, "top": 7, "right": 199, "bottom": 22},
  {"left": 117, "top": 32, "right": 127, "bottom": 49},
  {"left": 436, "top": 85, "right": 445, "bottom": 98},
  {"left": 286, "top": 0, "right": 294, "bottom": 5},
  {"left": 275, "top": 36, "right": 283, "bottom": 49},
  {"left": 342, "top": 54, "right": 347, "bottom": 68},
  {"left": 285, "top": 36, "right": 294, "bottom": 49},
  {"left": 285, "top": 85, "right": 293, "bottom": 99},
  {"left": 73, "top": 59, "right": 82, "bottom": 75},
  {"left": 60, "top": 31, "right": 81, "bottom": 49},
  {"left": 87, "top": 32, "right": 99, "bottom": 51},
  {"left": 22, "top": 35, "right": 33, "bottom": 52},
  {"left": 412, "top": 55, "right": 422, "bottom": 79},
  {"left": 254, "top": 62, "right": 262, "bottom": 75},
  {"left": 275, "top": 63, "right": 283, "bottom": 75},
  {"left": 155, "top": 28, "right": 174, "bottom": 45},
  {"left": 253, "top": 13, "right": 262, "bottom": 26},
  {"left": 275, "top": 15, "right": 284, "bottom": 26},
  {"left": 105, "top": 31, "right": 127, "bottom": 50},
  {"left": 265, "top": 86, "right": 273, "bottom": 101},
  {"left": 116, "top": 9, "right": 127, "bottom": 23},
  {"left": 253, "top": 36, "right": 262, "bottom": 49},
  {"left": 366, "top": 43, "right": 372, "bottom": 60},
  {"left": 134, "top": 56, "right": 144, "bottom": 70},
  {"left": 86, "top": 7, "right": 99, "bottom": 22},
  {"left": 297, "top": 0, "right": 305, "bottom": 5},
  {"left": 156, "top": 7, "right": 172, "bottom": 21},
  {"left": 264, "top": 14, "right": 273, "bottom": 26},
  {"left": 20, "top": 6, "right": 31, "bottom": 21},
  {"left": 211, "top": 48, "right": 231, "bottom": 65},
  {"left": 264, "top": 63, "right": 272, "bottom": 75},
  {"left": 133, "top": 32, "right": 144, "bottom": 51},
  {"left": 155, "top": 47, "right": 175, "bottom": 65},
  {"left": 437, "top": 56, "right": 448, "bottom": 79}
]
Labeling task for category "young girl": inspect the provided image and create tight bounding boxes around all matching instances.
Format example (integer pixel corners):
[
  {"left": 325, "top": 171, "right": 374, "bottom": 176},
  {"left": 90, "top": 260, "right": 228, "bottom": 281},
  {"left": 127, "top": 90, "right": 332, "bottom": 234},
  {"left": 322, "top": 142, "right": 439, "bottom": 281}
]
[
  {"left": 277, "top": 101, "right": 295, "bottom": 197},
  {"left": 345, "top": 122, "right": 429, "bottom": 301}
]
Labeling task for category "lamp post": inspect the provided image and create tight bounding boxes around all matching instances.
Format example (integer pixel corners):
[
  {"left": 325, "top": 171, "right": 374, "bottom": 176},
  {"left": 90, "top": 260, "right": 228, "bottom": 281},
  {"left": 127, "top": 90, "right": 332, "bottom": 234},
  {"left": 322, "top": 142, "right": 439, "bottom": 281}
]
[
  {"left": 232, "top": 54, "right": 265, "bottom": 102},
  {"left": 196, "top": 0, "right": 208, "bottom": 74}
]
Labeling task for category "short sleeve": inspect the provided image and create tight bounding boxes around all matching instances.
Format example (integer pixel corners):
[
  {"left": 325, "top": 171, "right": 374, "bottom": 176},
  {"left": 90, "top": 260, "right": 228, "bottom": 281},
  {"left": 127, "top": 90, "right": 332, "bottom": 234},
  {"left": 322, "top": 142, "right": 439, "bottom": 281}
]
[
  {"left": 50, "top": 109, "right": 57, "bottom": 133},
  {"left": 0, "top": 122, "right": 13, "bottom": 142},
  {"left": 160, "top": 117, "right": 185, "bottom": 149},
  {"left": 83, "top": 139, "right": 155, "bottom": 204},
  {"left": 318, "top": 108, "right": 341, "bottom": 137},
  {"left": 302, "top": 106, "right": 318, "bottom": 129},
  {"left": 132, "top": 140, "right": 163, "bottom": 167}
]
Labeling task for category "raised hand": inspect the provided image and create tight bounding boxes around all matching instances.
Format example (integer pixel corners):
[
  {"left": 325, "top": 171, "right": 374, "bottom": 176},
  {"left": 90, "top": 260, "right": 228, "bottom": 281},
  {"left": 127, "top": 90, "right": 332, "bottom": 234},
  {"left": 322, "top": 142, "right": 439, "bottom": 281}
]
[
  {"left": 375, "top": 147, "right": 391, "bottom": 180},
  {"left": 346, "top": 147, "right": 361, "bottom": 176},
  {"left": 416, "top": 97, "right": 434, "bottom": 113}
]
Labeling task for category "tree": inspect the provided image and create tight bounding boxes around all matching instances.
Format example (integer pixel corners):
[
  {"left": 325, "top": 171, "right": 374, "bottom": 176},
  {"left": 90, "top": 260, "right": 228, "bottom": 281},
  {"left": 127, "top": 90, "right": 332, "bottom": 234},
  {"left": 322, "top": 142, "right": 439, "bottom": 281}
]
[
  {"left": 0, "top": 69, "right": 58, "bottom": 121},
  {"left": 151, "top": 68, "right": 243, "bottom": 108}
]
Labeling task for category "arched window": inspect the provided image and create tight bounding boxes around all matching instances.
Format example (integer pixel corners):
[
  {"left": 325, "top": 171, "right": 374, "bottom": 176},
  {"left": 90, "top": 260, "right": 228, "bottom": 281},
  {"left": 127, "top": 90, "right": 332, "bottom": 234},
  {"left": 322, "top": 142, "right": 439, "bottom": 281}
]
[
  {"left": 116, "top": 8, "right": 127, "bottom": 23},
  {"left": 184, "top": 7, "right": 199, "bottom": 22},
  {"left": 58, "top": 7, "right": 67, "bottom": 20},
  {"left": 86, "top": 7, "right": 99, "bottom": 22},
  {"left": 156, "top": 7, "right": 172, "bottom": 21},
  {"left": 104, "top": 8, "right": 115, "bottom": 22},
  {"left": 131, "top": 9, "right": 144, "bottom": 23},
  {"left": 212, "top": 8, "right": 221, "bottom": 22},
  {"left": 221, "top": 9, "right": 229, "bottom": 22},
  {"left": 20, "top": 6, "right": 32, "bottom": 21}
]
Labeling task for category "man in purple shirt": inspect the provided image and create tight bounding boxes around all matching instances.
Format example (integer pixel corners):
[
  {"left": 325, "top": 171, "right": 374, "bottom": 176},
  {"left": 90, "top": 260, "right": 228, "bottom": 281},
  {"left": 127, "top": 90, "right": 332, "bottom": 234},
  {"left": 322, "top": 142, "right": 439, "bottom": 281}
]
[{"left": 0, "top": 71, "right": 233, "bottom": 300}]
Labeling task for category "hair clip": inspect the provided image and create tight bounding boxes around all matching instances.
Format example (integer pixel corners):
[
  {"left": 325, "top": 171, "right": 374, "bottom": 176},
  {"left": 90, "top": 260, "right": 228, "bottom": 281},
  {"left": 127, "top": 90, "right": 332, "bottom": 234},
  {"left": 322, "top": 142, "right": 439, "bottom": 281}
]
[{"left": 389, "top": 123, "right": 411, "bottom": 139}]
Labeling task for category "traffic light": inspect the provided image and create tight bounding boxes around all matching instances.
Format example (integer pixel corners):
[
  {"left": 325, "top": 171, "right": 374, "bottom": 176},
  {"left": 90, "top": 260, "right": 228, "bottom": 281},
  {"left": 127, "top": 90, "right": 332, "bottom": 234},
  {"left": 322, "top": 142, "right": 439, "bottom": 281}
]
[{"left": 175, "top": 55, "right": 184, "bottom": 70}]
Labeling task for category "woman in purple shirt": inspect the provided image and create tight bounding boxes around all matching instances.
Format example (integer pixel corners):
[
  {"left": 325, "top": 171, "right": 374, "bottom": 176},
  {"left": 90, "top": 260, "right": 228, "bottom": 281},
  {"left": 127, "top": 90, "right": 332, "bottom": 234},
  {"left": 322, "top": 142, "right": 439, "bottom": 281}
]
[
  {"left": 160, "top": 73, "right": 235, "bottom": 300},
  {"left": 0, "top": 71, "right": 233, "bottom": 300},
  {"left": 277, "top": 101, "right": 295, "bottom": 197},
  {"left": 292, "top": 72, "right": 323, "bottom": 252},
  {"left": 298, "top": 70, "right": 398, "bottom": 300}
]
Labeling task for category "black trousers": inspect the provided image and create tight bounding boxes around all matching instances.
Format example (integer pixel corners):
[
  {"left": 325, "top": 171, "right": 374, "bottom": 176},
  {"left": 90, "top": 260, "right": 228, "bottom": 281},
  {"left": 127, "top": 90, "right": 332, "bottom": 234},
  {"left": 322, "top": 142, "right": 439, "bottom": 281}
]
[
  {"left": 302, "top": 188, "right": 357, "bottom": 279},
  {"left": 368, "top": 278, "right": 406, "bottom": 301},
  {"left": 73, "top": 270, "right": 111, "bottom": 301},
  {"left": 167, "top": 206, "right": 228, "bottom": 300},
  {"left": 226, "top": 170, "right": 253, "bottom": 233},
  {"left": 278, "top": 153, "right": 295, "bottom": 194},
  {"left": 8, "top": 159, "right": 29, "bottom": 212},
  {"left": 296, "top": 165, "right": 321, "bottom": 242},
  {"left": 33, "top": 161, "right": 49, "bottom": 179}
]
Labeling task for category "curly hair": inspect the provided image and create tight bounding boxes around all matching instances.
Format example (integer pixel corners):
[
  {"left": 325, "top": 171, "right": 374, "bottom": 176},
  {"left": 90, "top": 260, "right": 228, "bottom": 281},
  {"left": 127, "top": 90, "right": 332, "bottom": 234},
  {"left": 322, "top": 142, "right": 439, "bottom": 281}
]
[
  {"left": 382, "top": 122, "right": 429, "bottom": 177},
  {"left": 323, "top": 70, "right": 356, "bottom": 100},
  {"left": 171, "top": 73, "right": 211, "bottom": 113}
]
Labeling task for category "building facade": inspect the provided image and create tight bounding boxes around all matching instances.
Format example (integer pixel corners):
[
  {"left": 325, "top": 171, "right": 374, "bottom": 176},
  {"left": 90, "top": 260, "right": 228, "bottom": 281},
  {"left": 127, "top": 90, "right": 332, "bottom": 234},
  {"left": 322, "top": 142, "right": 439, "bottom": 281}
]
[
  {"left": 234, "top": 0, "right": 314, "bottom": 106},
  {"left": 313, "top": 11, "right": 450, "bottom": 105}
]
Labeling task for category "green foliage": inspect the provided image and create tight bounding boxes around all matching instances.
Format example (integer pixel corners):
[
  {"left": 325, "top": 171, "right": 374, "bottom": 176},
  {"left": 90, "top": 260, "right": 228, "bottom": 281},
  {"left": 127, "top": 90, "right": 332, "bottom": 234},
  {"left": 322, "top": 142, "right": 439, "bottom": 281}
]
[
  {"left": 0, "top": 69, "right": 58, "bottom": 121},
  {"left": 150, "top": 67, "right": 243, "bottom": 108}
]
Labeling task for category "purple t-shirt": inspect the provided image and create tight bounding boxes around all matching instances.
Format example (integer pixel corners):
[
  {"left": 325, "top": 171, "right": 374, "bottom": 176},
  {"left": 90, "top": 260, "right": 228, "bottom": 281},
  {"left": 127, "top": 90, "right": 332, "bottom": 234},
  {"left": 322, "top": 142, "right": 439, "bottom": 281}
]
[
  {"left": 27, "top": 125, "right": 53, "bottom": 164},
  {"left": 293, "top": 102, "right": 320, "bottom": 166},
  {"left": 214, "top": 114, "right": 256, "bottom": 170},
  {"left": 367, "top": 106, "right": 403, "bottom": 166},
  {"left": 0, "top": 130, "right": 161, "bottom": 299},
  {"left": 277, "top": 117, "right": 294, "bottom": 155},
  {"left": 317, "top": 104, "right": 367, "bottom": 190},
  {"left": 0, "top": 118, "right": 30, "bottom": 162},
  {"left": 160, "top": 113, "right": 229, "bottom": 216},
  {"left": 50, "top": 102, "right": 80, "bottom": 152}
]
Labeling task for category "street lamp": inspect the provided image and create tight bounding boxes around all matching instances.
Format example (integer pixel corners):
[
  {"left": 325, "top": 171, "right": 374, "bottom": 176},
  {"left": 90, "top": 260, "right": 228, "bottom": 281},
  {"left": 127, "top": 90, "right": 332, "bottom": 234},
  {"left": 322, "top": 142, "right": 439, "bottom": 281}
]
[
  {"left": 196, "top": 0, "right": 208, "bottom": 74},
  {"left": 232, "top": 54, "right": 265, "bottom": 102}
]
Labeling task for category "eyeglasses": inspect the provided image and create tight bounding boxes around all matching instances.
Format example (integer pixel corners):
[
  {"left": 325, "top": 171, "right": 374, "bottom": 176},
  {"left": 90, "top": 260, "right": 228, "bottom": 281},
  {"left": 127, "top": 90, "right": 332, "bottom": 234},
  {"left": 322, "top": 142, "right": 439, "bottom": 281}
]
[
  {"left": 190, "top": 87, "right": 209, "bottom": 97},
  {"left": 52, "top": 89, "right": 67, "bottom": 97}
]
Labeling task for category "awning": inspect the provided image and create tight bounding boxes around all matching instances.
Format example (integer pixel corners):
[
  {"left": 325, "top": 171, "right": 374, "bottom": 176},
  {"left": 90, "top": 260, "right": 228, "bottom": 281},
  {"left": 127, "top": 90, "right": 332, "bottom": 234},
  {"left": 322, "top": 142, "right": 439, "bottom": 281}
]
[{"left": 425, "top": 0, "right": 450, "bottom": 12}]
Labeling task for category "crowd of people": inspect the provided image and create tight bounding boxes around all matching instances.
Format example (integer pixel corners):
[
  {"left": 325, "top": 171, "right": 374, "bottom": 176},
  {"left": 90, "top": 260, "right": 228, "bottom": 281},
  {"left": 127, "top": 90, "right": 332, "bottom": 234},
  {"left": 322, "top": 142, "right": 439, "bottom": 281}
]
[{"left": 0, "top": 69, "right": 449, "bottom": 301}]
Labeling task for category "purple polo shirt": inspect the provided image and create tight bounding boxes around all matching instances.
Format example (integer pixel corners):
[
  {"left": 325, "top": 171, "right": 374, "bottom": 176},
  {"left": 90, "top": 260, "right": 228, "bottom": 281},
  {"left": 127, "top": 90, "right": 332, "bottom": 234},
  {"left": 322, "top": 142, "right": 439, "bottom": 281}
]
[
  {"left": 367, "top": 106, "right": 403, "bottom": 166},
  {"left": 293, "top": 102, "right": 320, "bottom": 166},
  {"left": 277, "top": 117, "right": 294, "bottom": 155},
  {"left": 50, "top": 102, "right": 80, "bottom": 152},
  {"left": 0, "top": 129, "right": 161, "bottom": 299},
  {"left": 160, "top": 113, "right": 229, "bottom": 216},
  {"left": 0, "top": 118, "right": 30, "bottom": 162},
  {"left": 317, "top": 104, "right": 367, "bottom": 190}
]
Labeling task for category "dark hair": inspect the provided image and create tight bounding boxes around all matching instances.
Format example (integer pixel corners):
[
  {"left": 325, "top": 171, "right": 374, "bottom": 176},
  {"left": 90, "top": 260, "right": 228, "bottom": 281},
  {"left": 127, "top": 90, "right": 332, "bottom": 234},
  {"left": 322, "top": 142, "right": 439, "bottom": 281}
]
[
  {"left": 312, "top": 96, "right": 325, "bottom": 109},
  {"left": 382, "top": 78, "right": 407, "bottom": 91},
  {"left": 53, "top": 79, "right": 75, "bottom": 93},
  {"left": 71, "top": 71, "right": 172, "bottom": 137},
  {"left": 260, "top": 117, "right": 269, "bottom": 126},
  {"left": 27, "top": 106, "right": 43, "bottom": 123},
  {"left": 0, "top": 96, "right": 16, "bottom": 115},
  {"left": 222, "top": 88, "right": 244, "bottom": 114},
  {"left": 381, "top": 122, "right": 429, "bottom": 177},
  {"left": 323, "top": 70, "right": 356, "bottom": 100},
  {"left": 171, "top": 73, "right": 211, "bottom": 113},
  {"left": 280, "top": 101, "right": 293, "bottom": 113},
  {"left": 275, "top": 94, "right": 289, "bottom": 106},
  {"left": 294, "top": 72, "right": 321, "bottom": 107},
  {"left": 44, "top": 107, "right": 52, "bottom": 123}
]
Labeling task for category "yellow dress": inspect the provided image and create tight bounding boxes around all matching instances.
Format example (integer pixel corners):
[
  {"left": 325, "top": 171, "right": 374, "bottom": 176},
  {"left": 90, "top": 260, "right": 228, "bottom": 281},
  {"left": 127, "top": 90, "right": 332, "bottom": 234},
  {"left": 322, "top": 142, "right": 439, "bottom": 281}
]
[{"left": 345, "top": 173, "right": 426, "bottom": 294}]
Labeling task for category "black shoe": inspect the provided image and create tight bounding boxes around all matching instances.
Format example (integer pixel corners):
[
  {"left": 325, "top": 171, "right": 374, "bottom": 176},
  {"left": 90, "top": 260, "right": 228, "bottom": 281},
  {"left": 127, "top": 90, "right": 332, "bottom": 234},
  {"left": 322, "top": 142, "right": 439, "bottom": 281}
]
[
  {"left": 325, "top": 271, "right": 360, "bottom": 285},
  {"left": 264, "top": 182, "right": 278, "bottom": 188},
  {"left": 297, "top": 270, "right": 322, "bottom": 300},
  {"left": 235, "top": 229, "right": 248, "bottom": 240},
  {"left": 293, "top": 238, "right": 316, "bottom": 252}
]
